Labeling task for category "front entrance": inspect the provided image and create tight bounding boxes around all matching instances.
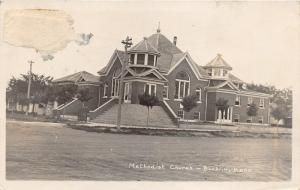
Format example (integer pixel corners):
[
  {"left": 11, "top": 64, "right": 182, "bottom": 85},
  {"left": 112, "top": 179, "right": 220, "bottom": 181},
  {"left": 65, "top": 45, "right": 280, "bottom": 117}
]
[
  {"left": 216, "top": 106, "right": 232, "bottom": 123},
  {"left": 124, "top": 82, "right": 131, "bottom": 103}
]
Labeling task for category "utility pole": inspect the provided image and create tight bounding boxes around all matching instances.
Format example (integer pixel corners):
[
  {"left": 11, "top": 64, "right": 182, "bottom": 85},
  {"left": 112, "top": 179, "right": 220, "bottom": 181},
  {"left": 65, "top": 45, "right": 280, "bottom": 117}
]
[
  {"left": 116, "top": 36, "right": 132, "bottom": 130},
  {"left": 26, "top": 60, "right": 34, "bottom": 115}
]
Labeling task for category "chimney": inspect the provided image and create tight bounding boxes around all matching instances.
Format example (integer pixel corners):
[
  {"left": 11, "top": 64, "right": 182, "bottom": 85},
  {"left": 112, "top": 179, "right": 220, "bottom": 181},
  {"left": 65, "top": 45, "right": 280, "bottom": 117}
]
[{"left": 173, "top": 36, "right": 177, "bottom": 46}]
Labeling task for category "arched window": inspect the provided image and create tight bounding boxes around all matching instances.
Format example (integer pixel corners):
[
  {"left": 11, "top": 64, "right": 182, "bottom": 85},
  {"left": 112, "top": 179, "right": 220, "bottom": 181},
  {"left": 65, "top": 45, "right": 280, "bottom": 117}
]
[
  {"left": 111, "top": 70, "right": 120, "bottom": 97},
  {"left": 174, "top": 71, "right": 190, "bottom": 99},
  {"left": 196, "top": 87, "right": 202, "bottom": 102}
]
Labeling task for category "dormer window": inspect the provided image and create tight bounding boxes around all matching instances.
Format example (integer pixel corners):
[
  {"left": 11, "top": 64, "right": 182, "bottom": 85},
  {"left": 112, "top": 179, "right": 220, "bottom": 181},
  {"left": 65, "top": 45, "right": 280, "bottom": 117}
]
[
  {"left": 130, "top": 54, "right": 135, "bottom": 64},
  {"left": 210, "top": 68, "right": 228, "bottom": 78},
  {"left": 213, "top": 68, "right": 221, "bottom": 76},
  {"left": 137, "top": 54, "right": 145, "bottom": 65},
  {"left": 148, "top": 54, "right": 155, "bottom": 66},
  {"left": 223, "top": 69, "right": 228, "bottom": 77},
  {"left": 207, "top": 68, "right": 212, "bottom": 76},
  {"left": 129, "top": 53, "right": 157, "bottom": 66}
]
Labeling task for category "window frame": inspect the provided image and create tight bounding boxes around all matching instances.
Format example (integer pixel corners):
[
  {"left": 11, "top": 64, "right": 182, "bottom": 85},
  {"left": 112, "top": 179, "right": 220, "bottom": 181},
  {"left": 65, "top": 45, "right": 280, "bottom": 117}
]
[
  {"left": 137, "top": 54, "right": 145, "bottom": 65},
  {"left": 233, "top": 114, "right": 239, "bottom": 123},
  {"left": 196, "top": 87, "right": 202, "bottom": 103},
  {"left": 144, "top": 83, "right": 157, "bottom": 96},
  {"left": 163, "top": 85, "right": 169, "bottom": 100},
  {"left": 148, "top": 54, "right": 155, "bottom": 66},
  {"left": 259, "top": 98, "right": 265, "bottom": 108},
  {"left": 177, "top": 110, "right": 184, "bottom": 119},
  {"left": 235, "top": 95, "right": 241, "bottom": 106},
  {"left": 193, "top": 112, "right": 201, "bottom": 120},
  {"left": 247, "top": 97, "right": 253, "bottom": 106},
  {"left": 103, "top": 83, "right": 108, "bottom": 98},
  {"left": 111, "top": 71, "right": 120, "bottom": 97}
]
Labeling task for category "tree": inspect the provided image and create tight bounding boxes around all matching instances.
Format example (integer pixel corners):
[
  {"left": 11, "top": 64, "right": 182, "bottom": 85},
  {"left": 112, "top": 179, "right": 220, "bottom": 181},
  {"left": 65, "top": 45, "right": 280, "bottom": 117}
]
[
  {"left": 138, "top": 93, "right": 159, "bottom": 127},
  {"left": 181, "top": 94, "right": 198, "bottom": 126},
  {"left": 54, "top": 85, "right": 78, "bottom": 105},
  {"left": 76, "top": 88, "right": 92, "bottom": 108},
  {"left": 7, "top": 73, "right": 53, "bottom": 113},
  {"left": 76, "top": 88, "right": 92, "bottom": 122},
  {"left": 247, "top": 103, "right": 258, "bottom": 126},
  {"left": 216, "top": 98, "right": 229, "bottom": 124},
  {"left": 271, "top": 97, "right": 289, "bottom": 125},
  {"left": 247, "top": 83, "right": 276, "bottom": 94}
]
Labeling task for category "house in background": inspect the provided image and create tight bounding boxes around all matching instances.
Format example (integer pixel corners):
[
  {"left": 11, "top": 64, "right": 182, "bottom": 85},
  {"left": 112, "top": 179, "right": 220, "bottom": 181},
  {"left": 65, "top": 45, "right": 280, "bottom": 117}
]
[{"left": 53, "top": 29, "right": 271, "bottom": 126}]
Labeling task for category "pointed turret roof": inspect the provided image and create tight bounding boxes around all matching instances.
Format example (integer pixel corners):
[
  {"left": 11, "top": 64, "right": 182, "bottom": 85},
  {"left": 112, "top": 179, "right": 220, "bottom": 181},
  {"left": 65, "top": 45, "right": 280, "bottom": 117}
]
[
  {"left": 204, "top": 54, "right": 232, "bottom": 70},
  {"left": 129, "top": 37, "right": 160, "bottom": 55}
]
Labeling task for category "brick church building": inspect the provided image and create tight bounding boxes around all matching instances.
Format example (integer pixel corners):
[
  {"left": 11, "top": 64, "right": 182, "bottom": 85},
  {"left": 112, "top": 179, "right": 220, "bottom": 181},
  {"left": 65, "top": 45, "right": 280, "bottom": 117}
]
[{"left": 53, "top": 29, "right": 271, "bottom": 126}]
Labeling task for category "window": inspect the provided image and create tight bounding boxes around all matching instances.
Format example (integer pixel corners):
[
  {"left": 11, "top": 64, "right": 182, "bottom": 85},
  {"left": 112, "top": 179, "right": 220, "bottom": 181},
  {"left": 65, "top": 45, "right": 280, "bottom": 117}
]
[
  {"left": 258, "top": 116, "right": 263, "bottom": 124},
  {"left": 130, "top": 54, "right": 135, "bottom": 64},
  {"left": 144, "top": 83, "right": 156, "bottom": 95},
  {"left": 259, "top": 99, "right": 264, "bottom": 108},
  {"left": 148, "top": 54, "right": 155, "bottom": 66},
  {"left": 174, "top": 71, "right": 190, "bottom": 99},
  {"left": 111, "top": 71, "right": 120, "bottom": 97},
  {"left": 235, "top": 95, "right": 240, "bottom": 106},
  {"left": 207, "top": 69, "right": 212, "bottom": 76},
  {"left": 247, "top": 97, "right": 253, "bottom": 106},
  {"left": 196, "top": 87, "right": 202, "bottom": 102},
  {"left": 246, "top": 117, "right": 252, "bottom": 123},
  {"left": 137, "top": 54, "right": 145, "bottom": 65},
  {"left": 178, "top": 110, "right": 184, "bottom": 119},
  {"left": 234, "top": 114, "right": 239, "bottom": 122},
  {"left": 103, "top": 83, "right": 108, "bottom": 97},
  {"left": 213, "top": 68, "right": 221, "bottom": 76},
  {"left": 163, "top": 85, "right": 169, "bottom": 99},
  {"left": 223, "top": 70, "right": 228, "bottom": 77},
  {"left": 194, "top": 112, "right": 201, "bottom": 120}
]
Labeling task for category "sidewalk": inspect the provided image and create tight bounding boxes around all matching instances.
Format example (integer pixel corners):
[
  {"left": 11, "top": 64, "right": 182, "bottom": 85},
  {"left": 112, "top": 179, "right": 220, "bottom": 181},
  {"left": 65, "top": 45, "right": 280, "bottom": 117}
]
[
  {"left": 76, "top": 121, "right": 291, "bottom": 134},
  {"left": 68, "top": 121, "right": 291, "bottom": 139}
]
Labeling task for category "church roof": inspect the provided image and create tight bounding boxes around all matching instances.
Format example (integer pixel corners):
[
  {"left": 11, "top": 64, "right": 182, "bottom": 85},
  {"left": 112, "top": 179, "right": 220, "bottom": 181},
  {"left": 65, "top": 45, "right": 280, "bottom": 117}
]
[
  {"left": 129, "top": 37, "right": 160, "bottom": 55},
  {"left": 98, "top": 32, "right": 235, "bottom": 80},
  {"left": 98, "top": 49, "right": 129, "bottom": 75},
  {"left": 204, "top": 54, "right": 232, "bottom": 70},
  {"left": 53, "top": 71, "right": 100, "bottom": 84}
]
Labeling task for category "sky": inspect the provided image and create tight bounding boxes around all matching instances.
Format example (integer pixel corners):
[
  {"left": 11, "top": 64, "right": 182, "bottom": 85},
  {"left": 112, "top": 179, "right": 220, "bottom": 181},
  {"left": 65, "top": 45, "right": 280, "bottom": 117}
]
[{"left": 1, "top": 1, "right": 299, "bottom": 89}]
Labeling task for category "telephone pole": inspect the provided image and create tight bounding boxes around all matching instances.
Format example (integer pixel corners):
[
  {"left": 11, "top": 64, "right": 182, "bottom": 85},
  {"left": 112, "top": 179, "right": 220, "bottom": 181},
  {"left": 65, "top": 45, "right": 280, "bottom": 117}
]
[
  {"left": 26, "top": 60, "right": 34, "bottom": 115},
  {"left": 116, "top": 36, "right": 132, "bottom": 130}
]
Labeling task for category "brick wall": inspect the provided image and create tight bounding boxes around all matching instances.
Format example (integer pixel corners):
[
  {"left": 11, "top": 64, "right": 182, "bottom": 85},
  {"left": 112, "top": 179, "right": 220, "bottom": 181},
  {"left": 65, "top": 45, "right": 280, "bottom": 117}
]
[{"left": 164, "top": 58, "right": 209, "bottom": 120}]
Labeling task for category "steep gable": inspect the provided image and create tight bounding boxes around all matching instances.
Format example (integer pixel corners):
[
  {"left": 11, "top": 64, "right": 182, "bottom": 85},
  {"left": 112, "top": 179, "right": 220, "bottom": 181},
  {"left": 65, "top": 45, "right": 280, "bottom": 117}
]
[{"left": 98, "top": 49, "right": 127, "bottom": 76}]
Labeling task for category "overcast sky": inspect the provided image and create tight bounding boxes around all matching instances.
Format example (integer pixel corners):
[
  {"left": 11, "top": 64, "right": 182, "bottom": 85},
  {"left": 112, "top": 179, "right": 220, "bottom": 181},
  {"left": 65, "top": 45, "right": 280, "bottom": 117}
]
[{"left": 1, "top": 1, "right": 299, "bottom": 89}]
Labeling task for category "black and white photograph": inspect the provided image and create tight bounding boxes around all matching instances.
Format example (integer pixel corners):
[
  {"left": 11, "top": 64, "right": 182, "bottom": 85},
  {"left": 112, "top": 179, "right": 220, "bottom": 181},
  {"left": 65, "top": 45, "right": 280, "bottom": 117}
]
[{"left": 0, "top": 0, "right": 299, "bottom": 189}]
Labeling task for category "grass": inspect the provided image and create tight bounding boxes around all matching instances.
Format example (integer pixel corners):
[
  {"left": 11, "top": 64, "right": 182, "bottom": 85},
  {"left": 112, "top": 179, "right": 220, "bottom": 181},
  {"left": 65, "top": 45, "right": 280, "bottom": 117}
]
[{"left": 6, "top": 121, "right": 292, "bottom": 181}]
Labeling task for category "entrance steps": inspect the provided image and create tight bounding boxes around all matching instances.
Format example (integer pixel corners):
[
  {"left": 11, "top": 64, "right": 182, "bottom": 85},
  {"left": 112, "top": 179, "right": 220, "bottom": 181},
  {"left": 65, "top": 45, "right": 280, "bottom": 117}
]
[{"left": 91, "top": 103, "right": 176, "bottom": 128}]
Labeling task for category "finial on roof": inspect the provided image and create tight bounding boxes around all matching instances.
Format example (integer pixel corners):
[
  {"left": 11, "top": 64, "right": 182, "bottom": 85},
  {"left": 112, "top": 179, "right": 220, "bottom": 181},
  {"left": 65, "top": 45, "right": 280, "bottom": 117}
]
[
  {"left": 217, "top": 53, "right": 222, "bottom": 57},
  {"left": 157, "top": 21, "right": 161, "bottom": 33},
  {"left": 143, "top": 37, "right": 147, "bottom": 40}
]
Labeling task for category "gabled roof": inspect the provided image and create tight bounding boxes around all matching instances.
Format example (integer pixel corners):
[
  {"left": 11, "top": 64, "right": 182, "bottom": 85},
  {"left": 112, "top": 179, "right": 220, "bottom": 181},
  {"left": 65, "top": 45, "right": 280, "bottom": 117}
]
[
  {"left": 122, "top": 67, "right": 167, "bottom": 83},
  {"left": 97, "top": 49, "right": 128, "bottom": 75},
  {"left": 129, "top": 37, "right": 160, "bottom": 55},
  {"left": 167, "top": 52, "right": 209, "bottom": 80},
  {"left": 53, "top": 71, "right": 100, "bottom": 84},
  {"left": 228, "top": 73, "right": 243, "bottom": 83},
  {"left": 204, "top": 54, "right": 232, "bottom": 70},
  {"left": 212, "top": 80, "right": 240, "bottom": 91}
]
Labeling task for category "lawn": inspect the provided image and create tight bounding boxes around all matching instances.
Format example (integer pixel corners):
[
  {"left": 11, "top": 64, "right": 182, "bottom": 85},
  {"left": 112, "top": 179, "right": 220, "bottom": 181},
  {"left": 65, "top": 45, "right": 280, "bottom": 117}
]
[{"left": 6, "top": 120, "right": 291, "bottom": 181}]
